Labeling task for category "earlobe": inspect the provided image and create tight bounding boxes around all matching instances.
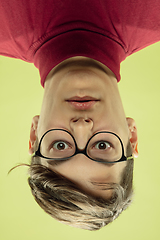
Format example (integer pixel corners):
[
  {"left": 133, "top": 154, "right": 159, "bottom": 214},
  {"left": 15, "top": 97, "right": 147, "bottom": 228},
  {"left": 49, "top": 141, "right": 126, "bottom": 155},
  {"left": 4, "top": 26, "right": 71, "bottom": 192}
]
[
  {"left": 29, "top": 115, "right": 39, "bottom": 155},
  {"left": 126, "top": 117, "right": 139, "bottom": 158}
]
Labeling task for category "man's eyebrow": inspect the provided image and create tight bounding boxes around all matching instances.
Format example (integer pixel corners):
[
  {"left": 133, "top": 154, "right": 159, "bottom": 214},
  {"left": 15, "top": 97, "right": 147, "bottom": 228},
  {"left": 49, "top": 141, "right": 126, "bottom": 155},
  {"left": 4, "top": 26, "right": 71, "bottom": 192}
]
[
  {"left": 47, "top": 158, "right": 115, "bottom": 167},
  {"left": 47, "top": 159, "right": 67, "bottom": 166}
]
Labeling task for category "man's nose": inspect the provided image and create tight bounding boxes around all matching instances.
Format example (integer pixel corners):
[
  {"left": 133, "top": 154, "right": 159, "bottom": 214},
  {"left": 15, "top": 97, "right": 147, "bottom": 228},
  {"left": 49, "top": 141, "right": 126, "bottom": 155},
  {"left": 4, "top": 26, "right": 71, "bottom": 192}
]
[{"left": 70, "top": 118, "right": 93, "bottom": 149}]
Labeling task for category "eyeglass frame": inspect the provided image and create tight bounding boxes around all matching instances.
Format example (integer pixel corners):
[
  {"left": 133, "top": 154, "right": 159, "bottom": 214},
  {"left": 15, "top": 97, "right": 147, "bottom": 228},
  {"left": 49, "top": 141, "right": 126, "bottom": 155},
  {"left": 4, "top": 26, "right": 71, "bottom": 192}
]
[{"left": 34, "top": 129, "right": 133, "bottom": 164}]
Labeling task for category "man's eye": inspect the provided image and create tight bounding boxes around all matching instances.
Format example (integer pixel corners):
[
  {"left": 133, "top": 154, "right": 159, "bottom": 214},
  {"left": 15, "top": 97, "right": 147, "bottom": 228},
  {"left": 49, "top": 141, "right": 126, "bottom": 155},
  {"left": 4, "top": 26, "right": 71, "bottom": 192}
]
[
  {"left": 53, "top": 141, "right": 70, "bottom": 150},
  {"left": 94, "top": 141, "right": 111, "bottom": 150}
]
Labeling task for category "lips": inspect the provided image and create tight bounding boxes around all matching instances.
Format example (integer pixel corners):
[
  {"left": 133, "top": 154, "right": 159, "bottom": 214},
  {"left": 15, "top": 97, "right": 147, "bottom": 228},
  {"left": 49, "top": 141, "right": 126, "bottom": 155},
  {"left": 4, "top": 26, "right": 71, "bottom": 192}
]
[
  {"left": 66, "top": 96, "right": 99, "bottom": 110},
  {"left": 67, "top": 96, "right": 98, "bottom": 101}
]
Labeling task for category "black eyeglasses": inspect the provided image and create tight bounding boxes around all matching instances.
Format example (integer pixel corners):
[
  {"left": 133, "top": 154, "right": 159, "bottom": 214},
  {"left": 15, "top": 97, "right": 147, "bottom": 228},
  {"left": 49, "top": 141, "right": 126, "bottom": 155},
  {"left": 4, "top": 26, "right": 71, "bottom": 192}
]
[{"left": 35, "top": 129, "right": 133, "bottom": 164}]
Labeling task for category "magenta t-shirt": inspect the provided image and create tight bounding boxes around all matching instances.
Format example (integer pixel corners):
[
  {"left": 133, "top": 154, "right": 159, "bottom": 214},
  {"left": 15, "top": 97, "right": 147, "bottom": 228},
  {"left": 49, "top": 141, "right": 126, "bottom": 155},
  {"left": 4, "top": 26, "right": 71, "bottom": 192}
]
[{"left": 1, "top": 0, "right": 160, "bottom": 87}]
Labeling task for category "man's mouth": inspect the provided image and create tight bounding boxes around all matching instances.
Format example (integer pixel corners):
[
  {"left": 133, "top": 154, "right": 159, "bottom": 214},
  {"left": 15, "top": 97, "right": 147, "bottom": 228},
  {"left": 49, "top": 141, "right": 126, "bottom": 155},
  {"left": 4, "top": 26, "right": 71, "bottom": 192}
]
[{"left": 66, "top": 96, "right": 99, "bottom": 110}]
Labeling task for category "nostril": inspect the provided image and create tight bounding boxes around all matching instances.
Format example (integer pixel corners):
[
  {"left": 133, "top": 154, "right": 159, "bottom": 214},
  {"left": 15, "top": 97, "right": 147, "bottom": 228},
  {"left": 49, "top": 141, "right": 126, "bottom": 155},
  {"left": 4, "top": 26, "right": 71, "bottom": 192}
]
[
  {"left": 71, "top": 118, "right": 79, "bottom": 122},
  {"left": 71, "top": 118, "right": 92, "bottom": 123},
  {"left": 73, "top": 119, "right": 78, "bottom": 122},
  {"left": 85, "top": 119, "right": 91, "bottom": 123}
]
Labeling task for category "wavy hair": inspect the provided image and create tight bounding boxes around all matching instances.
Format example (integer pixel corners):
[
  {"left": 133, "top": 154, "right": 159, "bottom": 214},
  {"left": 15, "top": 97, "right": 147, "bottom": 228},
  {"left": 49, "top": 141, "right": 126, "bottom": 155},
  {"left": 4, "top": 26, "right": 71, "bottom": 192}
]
[{"left": 27, "top": 141, "right": 134, "bottom": 230}]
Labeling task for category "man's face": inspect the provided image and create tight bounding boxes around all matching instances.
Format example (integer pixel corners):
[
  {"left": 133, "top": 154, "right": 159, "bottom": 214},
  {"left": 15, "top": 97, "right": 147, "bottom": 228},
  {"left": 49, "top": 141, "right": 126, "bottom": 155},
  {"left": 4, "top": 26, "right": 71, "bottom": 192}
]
[{"left": 34, "top": 57, "right": 132, "bottom": 199}]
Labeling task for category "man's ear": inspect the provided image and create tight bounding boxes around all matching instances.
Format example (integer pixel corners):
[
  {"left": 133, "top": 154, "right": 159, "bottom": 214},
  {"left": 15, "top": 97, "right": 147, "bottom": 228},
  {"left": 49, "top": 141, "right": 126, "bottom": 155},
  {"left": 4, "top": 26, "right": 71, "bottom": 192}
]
[
  {"left": 126, "top": 117, "right": 139, "bottom": 158},
  {"left": 29, "top": 115, "right": 39, "bottom": 155}
]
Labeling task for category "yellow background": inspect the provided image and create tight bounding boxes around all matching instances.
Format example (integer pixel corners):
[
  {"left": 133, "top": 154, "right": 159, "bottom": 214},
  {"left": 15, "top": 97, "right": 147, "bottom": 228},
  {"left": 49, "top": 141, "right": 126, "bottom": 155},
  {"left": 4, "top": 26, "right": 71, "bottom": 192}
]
[{"left": 0, "top": 42, "right": 160, "bottom": 239}]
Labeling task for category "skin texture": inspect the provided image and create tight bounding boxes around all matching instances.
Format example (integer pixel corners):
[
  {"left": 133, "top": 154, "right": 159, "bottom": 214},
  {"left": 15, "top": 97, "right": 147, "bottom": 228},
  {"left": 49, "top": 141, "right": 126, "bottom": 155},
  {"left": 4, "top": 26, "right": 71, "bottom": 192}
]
[{"left": 29, "top": 56, "right": 138, "bottom": 199}]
